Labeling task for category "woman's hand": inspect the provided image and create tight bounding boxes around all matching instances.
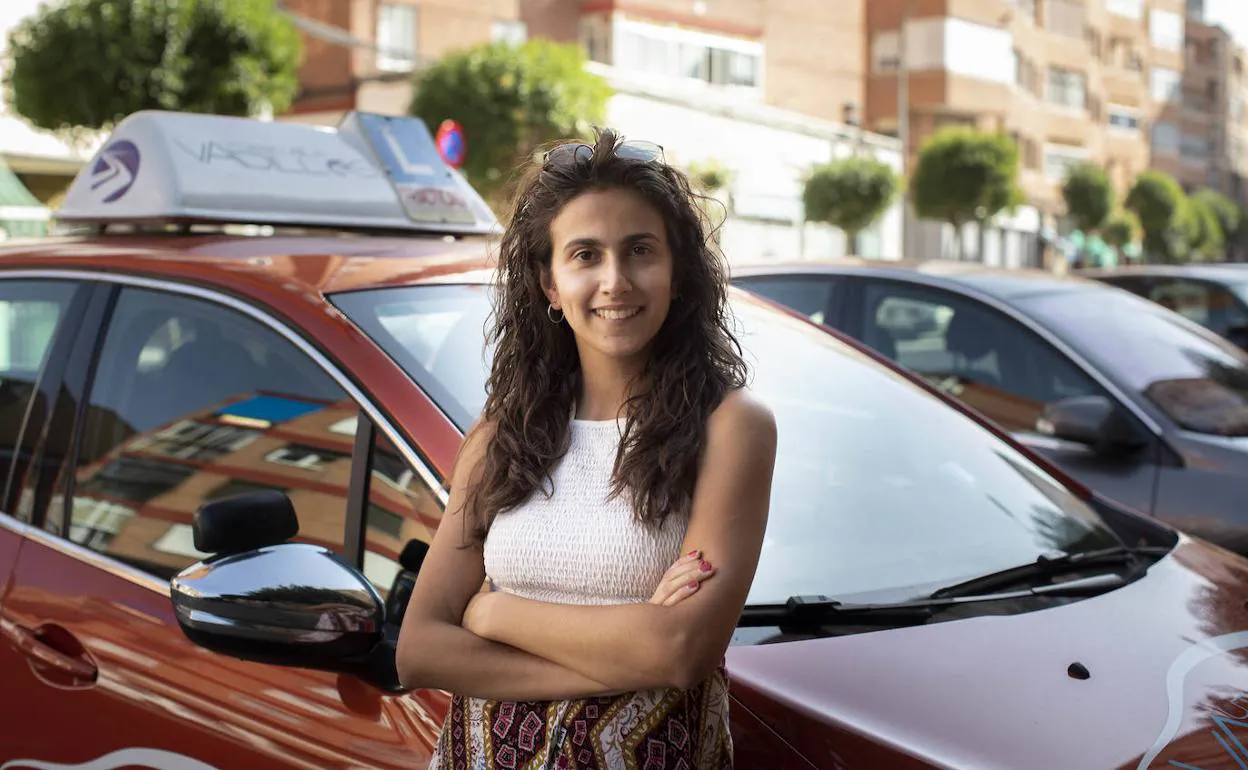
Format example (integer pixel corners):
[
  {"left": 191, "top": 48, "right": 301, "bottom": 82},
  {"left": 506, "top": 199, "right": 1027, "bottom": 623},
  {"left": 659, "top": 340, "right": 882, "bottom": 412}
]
[
  {"left": 462, "top": 589, "right": 495, "bottom": 637},
  {"left": 649, "top": 550, "right": 716, "bottom": 606}
]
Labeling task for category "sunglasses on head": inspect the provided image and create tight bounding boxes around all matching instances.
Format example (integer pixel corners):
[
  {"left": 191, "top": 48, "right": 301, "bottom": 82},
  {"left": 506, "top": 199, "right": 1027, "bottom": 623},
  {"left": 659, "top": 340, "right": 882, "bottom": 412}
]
[{"left": 541, "top": 140, "right": 665, "bottom": 170}]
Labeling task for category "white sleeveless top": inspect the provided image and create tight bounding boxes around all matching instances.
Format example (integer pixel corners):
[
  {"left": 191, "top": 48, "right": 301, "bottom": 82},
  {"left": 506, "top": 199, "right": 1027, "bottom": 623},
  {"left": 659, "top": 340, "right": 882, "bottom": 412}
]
[
  {"left": 482, "top": 417, "right": 689, "bottom": 605},
  {"left": 430, "top": 417, "right": 734, "bottom": 769}
]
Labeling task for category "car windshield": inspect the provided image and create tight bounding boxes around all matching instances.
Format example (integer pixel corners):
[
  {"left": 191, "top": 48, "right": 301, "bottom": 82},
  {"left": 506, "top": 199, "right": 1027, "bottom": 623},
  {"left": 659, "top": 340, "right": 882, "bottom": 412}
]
[
  {"left": 332, "top": 284, "right": 1122, "bottom": 606},
  {"left": 1019, "top": 288, "right": 1248, "bottom": 436}
]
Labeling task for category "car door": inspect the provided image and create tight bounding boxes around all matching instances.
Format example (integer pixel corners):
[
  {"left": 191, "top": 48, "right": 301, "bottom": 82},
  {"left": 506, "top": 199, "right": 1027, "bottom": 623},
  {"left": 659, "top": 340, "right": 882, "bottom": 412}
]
[
  {"left": 731, "top": 274, "right": 845, "bottom": 328},
  {"left": 847, "top": 278, "right": 1164, "bottom": 516},
  {"left": 0, "top": 278, "right": 92, "bottom": 618},
  {"left": 0, "top": 280, "right": 441, "bottom": 767}
]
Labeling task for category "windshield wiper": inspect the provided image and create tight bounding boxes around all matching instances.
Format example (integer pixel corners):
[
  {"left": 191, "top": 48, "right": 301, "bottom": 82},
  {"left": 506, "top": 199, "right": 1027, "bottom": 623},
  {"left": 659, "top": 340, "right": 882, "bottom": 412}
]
[
  {"left": 926, "top": 544, "right": 1171, "bottom": 600},
  {"left": 739, "top": 572, "right": 1128, "bottom": 629}
]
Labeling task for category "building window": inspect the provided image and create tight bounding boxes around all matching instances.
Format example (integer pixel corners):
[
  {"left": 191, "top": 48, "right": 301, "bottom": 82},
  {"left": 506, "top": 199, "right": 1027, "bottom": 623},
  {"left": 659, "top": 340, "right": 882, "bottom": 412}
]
[
  {"left": 580, "top": 16, "right": 611, "bottom": 64},
  {"left": 491, "top": 20, "right": 527, "bottom": 46},
  {"left": 1047, "top": 67, "right": 1087, "bottom": 109},
  {"left": 613, "top": 19, "right": 763, "bottom": 91},
  {"left": 1152, "top": 120, "right": 1181, "bottom": 153},
  {"left": 1108, "top": 104, "right": 1142, "bottom": 131},
  {"left": 1182, "top": 133, "right": 1211, "bottom": 161},
  {"left": 1044, "top": 143, "right": 1091, "bottom": 182},
  {"left": 873, "top": 32, "right": 900, "bottom": 73},
  {"left": 1045, "top": 0, "right": 1086, "bottom": 38},
  {"left": 1006, "top": 0, "right": 1037, "bottom": 23},
  {"left": 376, "top": 4, "right": 417, "bottom": 72},
  {"left": 1151, "top": 67, "right": 1181, "bottom": 102},
  {"left": 1149, "top": 9, "right": 1183, "bottom": 52},
  {"left": 1107, "top": 0, "right": 1144, "bottom": 18}
]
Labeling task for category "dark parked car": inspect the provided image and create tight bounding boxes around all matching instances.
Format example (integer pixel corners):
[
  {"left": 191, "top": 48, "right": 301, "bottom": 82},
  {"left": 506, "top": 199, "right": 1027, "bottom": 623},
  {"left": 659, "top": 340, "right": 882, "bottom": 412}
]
[
  {"left": 1080, "top": 264, "right": 1248, "bottom": 349},
  {"left": 733, "top": 258, "right": 1248, "bottom": 553}
]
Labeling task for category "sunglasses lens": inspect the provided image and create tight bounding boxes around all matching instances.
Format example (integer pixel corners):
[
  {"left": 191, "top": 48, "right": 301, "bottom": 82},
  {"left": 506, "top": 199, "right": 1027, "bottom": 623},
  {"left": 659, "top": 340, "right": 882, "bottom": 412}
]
[
  {"left": 545, "top": 143, "right": 592, "bottom": 168},
  {"left": 618, "top": 141, "right": 663, "bottom": 163}
]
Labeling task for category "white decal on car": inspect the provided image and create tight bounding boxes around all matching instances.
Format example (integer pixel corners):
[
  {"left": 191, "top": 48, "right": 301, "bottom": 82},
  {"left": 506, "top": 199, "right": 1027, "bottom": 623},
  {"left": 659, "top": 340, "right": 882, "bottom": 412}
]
[
  {"left": 1137, "top": 630, "right": 1248, "bottom": 769},
  {"left": 0, "top": 748, "right": 221, "bottom": 770}
]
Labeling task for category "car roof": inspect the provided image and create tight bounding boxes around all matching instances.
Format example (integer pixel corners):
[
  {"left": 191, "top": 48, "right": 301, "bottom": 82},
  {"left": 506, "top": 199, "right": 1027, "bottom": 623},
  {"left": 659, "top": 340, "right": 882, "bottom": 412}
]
[
  {"left": 1078, "top": 263, "right": 1248, "bottom": 284},
  {"left": 731, "top": 257, "right": 1107, "bottom": 302},
  {"left": 0, "top": 231, "right": 499, "bottom": 296}
]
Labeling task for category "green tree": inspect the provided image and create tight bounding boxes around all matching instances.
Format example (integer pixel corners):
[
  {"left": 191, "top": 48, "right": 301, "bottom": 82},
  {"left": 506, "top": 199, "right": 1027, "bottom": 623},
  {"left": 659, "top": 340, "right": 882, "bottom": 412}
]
[
  {"left": 1185, "top": 196, "right": 1225, "bottom": 261},
  {"left": 1061, "top": 162, "right": 1114, "bottom": 233},
  {"left": 1101, "top": 209, "right": 1142, "bottom": 251},
  {"left": 409, "top": 40, "right": 611, "bottom": 204},
  {"left": 686, "top": 158, "right": 735, "bottom": 195},
  {"left": 5, "top": 0, "right": 302, "bottom": 138},
  {"left": 1191, "top": 188, "right": 1240, "bottom": 254},
  {"left": 802, "top": 155, "right": 900, "bottom": 254},
  {"left": 911, "top": 127, "right": 1022, "bottom": 259},
  {"left": 1125, "top": 171, "right": 1188, "bottom": 262}
]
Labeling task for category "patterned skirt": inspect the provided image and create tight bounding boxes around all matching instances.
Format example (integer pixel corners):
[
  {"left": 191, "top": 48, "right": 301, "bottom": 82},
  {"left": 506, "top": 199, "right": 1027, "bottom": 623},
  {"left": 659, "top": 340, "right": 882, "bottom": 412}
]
[{"left": 428, "top": 666, "right": 733, "bottom": 770}]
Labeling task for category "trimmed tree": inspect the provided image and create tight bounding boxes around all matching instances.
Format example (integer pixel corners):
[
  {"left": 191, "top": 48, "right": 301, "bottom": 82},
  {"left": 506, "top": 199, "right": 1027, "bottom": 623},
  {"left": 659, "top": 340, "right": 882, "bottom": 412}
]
[
  {"left": 911, "top": 127, "right": 1023, "bottom": 259},
  {"left": 802, "top": 156, "right": 900, "bottom": 255},
  {"left": 1061, "top": 162, "right": 1114, "bottom": 234},
  {"left": 409, "top": 40, "right": 611, "bottom": 204},
  {"left": 1191, "top": 188, "right": 1240, "bottom": 257},
  {"left": 1125, "top": 171, "right": 1188, "bottom": 262},
  {"left": 1101, "top": 209, "right": 1142, "bottom": 252},
  {"left": 5, "top": 0, "right": 302, "bottom": 138},
  {"left": 1186, "top": 196, "right": 1225, "bottom": 261}
]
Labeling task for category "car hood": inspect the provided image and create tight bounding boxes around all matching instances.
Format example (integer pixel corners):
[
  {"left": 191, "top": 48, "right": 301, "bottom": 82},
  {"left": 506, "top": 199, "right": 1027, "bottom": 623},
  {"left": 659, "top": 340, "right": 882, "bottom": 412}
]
[{"left": 725, "top": 538, "right": 1248, "bottom": 770}]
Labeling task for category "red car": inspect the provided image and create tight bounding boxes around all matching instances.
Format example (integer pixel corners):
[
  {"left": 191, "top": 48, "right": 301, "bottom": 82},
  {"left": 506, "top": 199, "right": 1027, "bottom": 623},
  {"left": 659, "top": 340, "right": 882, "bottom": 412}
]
[{"left": 1, "top": 111, "right": 1248, "bottom": 770}]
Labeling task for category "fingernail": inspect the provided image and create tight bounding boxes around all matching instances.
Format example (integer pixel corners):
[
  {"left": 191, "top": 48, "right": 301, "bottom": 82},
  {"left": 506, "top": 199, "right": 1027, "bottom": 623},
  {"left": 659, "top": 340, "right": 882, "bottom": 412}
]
[
  {"left": 699, "top": 560, "right": 712, "bottom": 572},
  {"left": 687, "top": 549, "right": 700, "bottom": 558},
  {"left": 688, "top": 580, "right": 700, "bottom": 589}
]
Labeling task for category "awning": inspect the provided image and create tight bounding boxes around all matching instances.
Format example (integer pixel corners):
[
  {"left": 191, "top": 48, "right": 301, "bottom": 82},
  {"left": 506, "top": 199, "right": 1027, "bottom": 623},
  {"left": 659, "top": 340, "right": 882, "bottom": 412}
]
[{"left": 0, "top": 154, "right": 49, "bottom": 238}]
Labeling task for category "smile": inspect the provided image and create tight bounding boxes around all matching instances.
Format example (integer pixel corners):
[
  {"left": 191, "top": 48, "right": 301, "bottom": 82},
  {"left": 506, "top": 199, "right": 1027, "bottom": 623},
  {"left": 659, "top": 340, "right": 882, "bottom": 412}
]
[{"left": 593, "top": 307, "right": 642, "bottom": 320}]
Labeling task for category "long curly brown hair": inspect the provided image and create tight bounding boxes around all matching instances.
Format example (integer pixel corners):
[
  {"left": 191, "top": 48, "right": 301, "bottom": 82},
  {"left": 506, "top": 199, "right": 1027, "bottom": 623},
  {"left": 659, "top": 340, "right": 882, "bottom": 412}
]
[{"left": 463, "top": 128, "right": 747, "bottom": 541}]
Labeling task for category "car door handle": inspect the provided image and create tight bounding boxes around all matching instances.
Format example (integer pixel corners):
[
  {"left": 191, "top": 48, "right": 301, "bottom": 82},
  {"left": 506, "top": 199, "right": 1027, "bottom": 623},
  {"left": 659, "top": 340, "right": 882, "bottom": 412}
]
[{"left": 1, "top": 620, "right": 98, "bottom": 684}]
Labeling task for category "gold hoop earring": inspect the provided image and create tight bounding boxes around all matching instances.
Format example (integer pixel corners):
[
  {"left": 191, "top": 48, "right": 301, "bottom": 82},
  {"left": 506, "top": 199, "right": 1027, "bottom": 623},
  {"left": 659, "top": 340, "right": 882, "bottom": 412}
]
[{"left": 547, "top": 304, "right": 565, "bottom": 324}]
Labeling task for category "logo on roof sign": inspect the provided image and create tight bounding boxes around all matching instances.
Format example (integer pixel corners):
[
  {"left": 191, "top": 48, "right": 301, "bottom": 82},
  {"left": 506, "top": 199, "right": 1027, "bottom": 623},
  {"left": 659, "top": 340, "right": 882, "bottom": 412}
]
[{"left": 90, "top": 140, "right": 141, "bottom": 203}]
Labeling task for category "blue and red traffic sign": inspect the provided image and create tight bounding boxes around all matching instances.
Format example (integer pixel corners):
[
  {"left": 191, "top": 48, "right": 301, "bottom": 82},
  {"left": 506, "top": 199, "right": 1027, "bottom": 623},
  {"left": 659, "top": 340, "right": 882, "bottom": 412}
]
[{"left": 435, "top": 120, "right": 466, "bottom": 169}]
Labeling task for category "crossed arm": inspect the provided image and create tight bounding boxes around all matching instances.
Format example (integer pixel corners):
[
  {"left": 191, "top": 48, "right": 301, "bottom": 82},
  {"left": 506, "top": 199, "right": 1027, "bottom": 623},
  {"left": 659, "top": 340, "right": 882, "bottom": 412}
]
[{"left": 396, "top": 390, "right": 777, "bottom": 699}]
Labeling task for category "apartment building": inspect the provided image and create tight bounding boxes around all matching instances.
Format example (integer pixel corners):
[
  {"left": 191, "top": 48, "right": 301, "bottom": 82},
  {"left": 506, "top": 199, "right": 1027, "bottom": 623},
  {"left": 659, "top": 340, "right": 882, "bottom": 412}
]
[
  {"left": 282, "top": 0, "right": 526, "bottom": 123},
  {"left": 1149, "top": 13, "right": 1248, "bottom": 201},
  {"left": 865, "top": 0, "right": 1185, "bottom": 216}
]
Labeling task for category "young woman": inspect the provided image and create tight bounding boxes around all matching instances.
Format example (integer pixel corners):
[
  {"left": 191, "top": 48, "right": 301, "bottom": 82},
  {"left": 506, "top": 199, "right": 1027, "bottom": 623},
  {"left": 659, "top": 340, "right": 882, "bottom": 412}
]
[{"left": 396, "top": 129, "right": 777, "bottom": 769}]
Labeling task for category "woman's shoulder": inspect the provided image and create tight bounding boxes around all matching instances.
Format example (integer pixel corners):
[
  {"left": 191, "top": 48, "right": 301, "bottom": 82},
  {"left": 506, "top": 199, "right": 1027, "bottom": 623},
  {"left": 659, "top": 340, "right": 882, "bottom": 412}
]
[
  {"left": 451, "top": 417, "right": 499, "bottom": 479},
  {"left": 706, "top": 387, "right": 776, "bottom": 446}
]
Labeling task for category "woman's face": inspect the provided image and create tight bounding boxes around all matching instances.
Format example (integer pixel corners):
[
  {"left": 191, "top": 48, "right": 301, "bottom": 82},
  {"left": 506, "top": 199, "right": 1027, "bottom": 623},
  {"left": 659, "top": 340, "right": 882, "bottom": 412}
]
[{"left": 542, "top": 187, "right": 675, "bottom": 370}]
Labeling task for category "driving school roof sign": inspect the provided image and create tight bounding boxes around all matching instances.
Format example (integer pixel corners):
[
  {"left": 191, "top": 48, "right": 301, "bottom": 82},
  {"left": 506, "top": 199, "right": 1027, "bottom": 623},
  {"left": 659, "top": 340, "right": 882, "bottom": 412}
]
[{"left": 55, "top": 110, "right": 499, "bottom": 236}]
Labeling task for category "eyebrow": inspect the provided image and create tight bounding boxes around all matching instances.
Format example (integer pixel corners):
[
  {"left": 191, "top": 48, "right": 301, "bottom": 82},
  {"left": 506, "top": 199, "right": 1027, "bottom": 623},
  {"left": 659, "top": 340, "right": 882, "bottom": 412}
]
[{"left": 561, "top": 232, "right": 661, "bottom": 253}]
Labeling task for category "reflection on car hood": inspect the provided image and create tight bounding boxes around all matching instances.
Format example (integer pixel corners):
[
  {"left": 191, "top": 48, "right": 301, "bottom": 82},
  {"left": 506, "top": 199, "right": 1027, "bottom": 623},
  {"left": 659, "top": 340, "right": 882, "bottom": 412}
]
[{"left": 725, "top": 538, "right": 1248, "bottom": 770}]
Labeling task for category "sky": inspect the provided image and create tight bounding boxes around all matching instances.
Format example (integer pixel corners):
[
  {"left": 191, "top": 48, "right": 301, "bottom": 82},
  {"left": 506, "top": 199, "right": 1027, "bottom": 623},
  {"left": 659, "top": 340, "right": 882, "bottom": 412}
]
[{"left": 1207, "top": 0, "right": 1248, "bottom": 48}]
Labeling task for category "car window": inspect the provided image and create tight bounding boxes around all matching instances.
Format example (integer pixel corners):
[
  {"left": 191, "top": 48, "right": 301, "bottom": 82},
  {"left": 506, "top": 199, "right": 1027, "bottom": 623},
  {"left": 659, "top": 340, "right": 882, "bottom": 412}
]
[
  {"left": 0, "top": 281, "right": 81, "bottom": 515},
  {"left": 361, "top": 427, "right": 444, "bottom": 600},
  {"left": 1145, "top": 279, "right": 1248, "bottom": 338},
  {"left": 859, "top": 282, "right": 1105, "bottom": 433},
  {"left": 62, "top": 287, "right": 353, "bottom": 579},
  {"left": 732, "top": 276, "right": 836, "bottom": 325},
  {"left": 331, "top": 285, "right": 492, "bottom": 429},
  {"left": 1020, "top": 288, "right": 1248, "bottom": 436},
  {"left": 333, "top": 284, "right": 1124, "bottom": 606}
]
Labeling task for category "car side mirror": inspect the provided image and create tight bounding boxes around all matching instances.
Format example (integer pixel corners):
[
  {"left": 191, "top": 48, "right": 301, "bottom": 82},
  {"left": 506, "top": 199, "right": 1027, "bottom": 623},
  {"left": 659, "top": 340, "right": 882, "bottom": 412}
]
[
  {"left": 1037, "top": 395, "right": 1148, "bottom": 454},
  {"left": 170, "top": 542, "right": 397, "bottom": 689},
  {"left": 1226, "top": 324, "right": 1248, "bottom": 350}
]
